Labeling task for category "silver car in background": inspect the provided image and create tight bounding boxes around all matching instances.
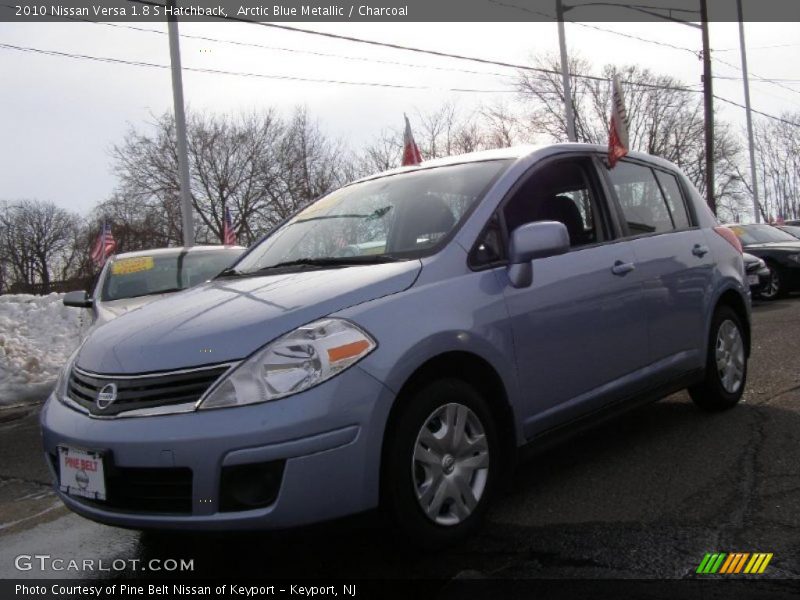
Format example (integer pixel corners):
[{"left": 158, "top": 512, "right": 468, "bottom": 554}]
[
  {"left": 63, "top": 245, "right": 245, "bottom": 328},
  {"left": 43, "top": 144, "right": 750, "bottom": 547}
]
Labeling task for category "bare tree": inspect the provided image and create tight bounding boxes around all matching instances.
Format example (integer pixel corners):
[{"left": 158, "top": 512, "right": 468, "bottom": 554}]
[
  {"left": 0, "top": 199, "right": 81, "bottom": 293},
  {"left": 517, "top": 55, "right": 745, "bottom": 214},
  {"left": 744, "top": 112, "right": 800, "bottom": 222},
  {"left": 111, "top": 107, "right": 354, "bottom": 246}
]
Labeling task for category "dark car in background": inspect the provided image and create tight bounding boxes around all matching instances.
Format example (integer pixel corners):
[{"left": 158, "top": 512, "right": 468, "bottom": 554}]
[
  {"left": 729, "top": 223, "right": 800, "bottom": 299},
  {"left": 776, "top": 224, "right": 800, "bottom": 240},
  {"left": 743, "top": 252, "right": 770, "bottom": 297}
]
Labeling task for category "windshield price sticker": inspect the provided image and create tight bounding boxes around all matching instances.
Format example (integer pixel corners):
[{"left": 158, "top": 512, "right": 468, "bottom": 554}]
[{"left": 112, "top": 256, "right": 155, "bottom": 275}]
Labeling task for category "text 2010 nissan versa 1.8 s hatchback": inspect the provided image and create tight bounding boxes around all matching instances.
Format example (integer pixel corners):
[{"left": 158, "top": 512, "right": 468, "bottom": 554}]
[{"left": 42, "top": 144, "right": 751, "bottom": 546}]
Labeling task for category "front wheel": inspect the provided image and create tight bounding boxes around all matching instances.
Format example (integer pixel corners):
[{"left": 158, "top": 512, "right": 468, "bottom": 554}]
[
  {"left": 382, "top": 378, "right": 499, "bottom": 548},
  {"left": 689, "top": 306, "right": 747, "bottom": 411}
]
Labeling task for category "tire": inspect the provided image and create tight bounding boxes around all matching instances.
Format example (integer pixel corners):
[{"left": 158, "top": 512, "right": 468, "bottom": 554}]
[
  {"left": 382, "top": 378, "right": 499, "bottom": 548},
  {"left": 758, "top": 262, "right": 784, "bottom": 300},
  {"left": 689, "top": 306, "right": 748, "bottom": 411}
]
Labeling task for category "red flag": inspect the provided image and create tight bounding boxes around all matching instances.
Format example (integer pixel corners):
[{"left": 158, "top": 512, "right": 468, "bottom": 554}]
[
  {"left": 90, "top": 221, "right": 116, "bottom": 268},
  {"left": 401, "top": 114, "right": 423, "bottom": 166},
  {"left": 608, "top": 75, "right": 629, "bottom": 168},
  {"left": 222, "top": 207, "right": 237, "bottom": 246}
]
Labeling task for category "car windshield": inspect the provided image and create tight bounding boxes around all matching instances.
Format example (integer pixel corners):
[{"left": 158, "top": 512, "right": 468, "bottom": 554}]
[
  {"left": 730, "top": 224, "right": 798, "bottom": 245},
  {"left": 231, "top": 160, "right": 510, "bottom": 274},
  {"left": 101, "top": 249, "right": 242, "bottom": 301}
]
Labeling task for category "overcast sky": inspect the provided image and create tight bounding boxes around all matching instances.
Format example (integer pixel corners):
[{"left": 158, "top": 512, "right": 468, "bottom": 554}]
[{"left": 1, "top": 18, "right": 799, "bottom": 215}]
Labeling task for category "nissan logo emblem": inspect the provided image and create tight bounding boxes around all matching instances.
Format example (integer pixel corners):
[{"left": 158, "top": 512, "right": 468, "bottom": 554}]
[{"left": 96, "top": 383, "right": 118, "bottom": 410}]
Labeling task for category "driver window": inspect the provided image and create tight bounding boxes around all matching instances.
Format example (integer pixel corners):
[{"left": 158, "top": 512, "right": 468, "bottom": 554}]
[{"left": 503, "top": 159, "right": 602, "bottom": 248}]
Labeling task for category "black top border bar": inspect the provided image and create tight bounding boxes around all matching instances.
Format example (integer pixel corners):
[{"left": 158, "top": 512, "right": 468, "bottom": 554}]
[{"left": 2, "top": 0, "right": 799, "bottom": 23}]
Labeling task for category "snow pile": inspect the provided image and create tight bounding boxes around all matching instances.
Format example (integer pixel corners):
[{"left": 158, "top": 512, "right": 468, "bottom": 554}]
[{"left": 0, "top": 294, "right": 83, "bottom": 405}]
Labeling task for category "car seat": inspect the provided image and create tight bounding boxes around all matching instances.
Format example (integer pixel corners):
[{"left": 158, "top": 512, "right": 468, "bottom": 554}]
[{"left": 392, "top": 196, "right": 456, "bottom": 252}]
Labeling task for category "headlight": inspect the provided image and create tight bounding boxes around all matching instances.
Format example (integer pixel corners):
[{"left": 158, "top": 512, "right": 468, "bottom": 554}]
[
  {"left": 55, "top": 345, "right": 81, "bottom": 404},
  {"left": 199, "top": 318, "right": 376, "bottom": 410}
]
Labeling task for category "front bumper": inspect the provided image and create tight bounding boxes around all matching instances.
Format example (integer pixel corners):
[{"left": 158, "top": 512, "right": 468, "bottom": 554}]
[
  {"left": 746, "top": 265, "right": 771, "bottom": 294},
  {"left": 40, "top": 365, "right": 395, "bottom": 530}
]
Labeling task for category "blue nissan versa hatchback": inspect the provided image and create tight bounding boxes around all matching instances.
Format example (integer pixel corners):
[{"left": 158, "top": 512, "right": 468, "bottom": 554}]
[{"left": 42, "top": 144, "right": 750, "bottom": 546}]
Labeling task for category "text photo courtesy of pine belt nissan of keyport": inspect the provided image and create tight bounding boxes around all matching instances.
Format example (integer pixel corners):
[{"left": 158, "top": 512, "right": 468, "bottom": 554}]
[{"left": 41, "top": 143, "right": 751, "bottom": 547}]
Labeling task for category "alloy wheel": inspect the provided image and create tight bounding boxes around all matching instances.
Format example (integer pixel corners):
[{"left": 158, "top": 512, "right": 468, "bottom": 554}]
[{"left": 716, "top": 319, "right": 745, "bottom": 394}]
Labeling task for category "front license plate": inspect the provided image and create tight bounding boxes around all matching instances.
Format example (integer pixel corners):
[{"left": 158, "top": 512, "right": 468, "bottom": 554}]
[
  {"left": 748, "top": 274, "right": 760, "bottom": 285},
  {"left": 58, "top": 446, "right": 106, "bottom": 500}
]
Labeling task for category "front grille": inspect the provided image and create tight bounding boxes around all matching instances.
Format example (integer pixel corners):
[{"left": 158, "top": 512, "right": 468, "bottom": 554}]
[
  {"left": 51, "top": 454, "right": 193, "bottom": 514},
  {"left": 67, "top": 364, "right": 229, "bottom": 416}
]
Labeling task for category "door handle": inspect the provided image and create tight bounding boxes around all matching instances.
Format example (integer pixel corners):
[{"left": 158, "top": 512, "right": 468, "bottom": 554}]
[
  {"left": 611, "top": 260, "right": 636, "bottom": 276},
  {"left": 692, "top": 244, "right": 709, "bottom": 258}
]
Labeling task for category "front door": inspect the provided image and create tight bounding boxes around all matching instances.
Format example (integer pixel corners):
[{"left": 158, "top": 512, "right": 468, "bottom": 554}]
[{"left": 498, "top": 156, "right": 648, "bottom": 438}]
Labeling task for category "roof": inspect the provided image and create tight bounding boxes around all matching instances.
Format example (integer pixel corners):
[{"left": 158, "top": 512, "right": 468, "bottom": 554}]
[
  {"left": 110, "top": 245, "right": 245, "bottom": 260},
  {"left": 349, "top": 143, "right": 684, "bottom": 185}
]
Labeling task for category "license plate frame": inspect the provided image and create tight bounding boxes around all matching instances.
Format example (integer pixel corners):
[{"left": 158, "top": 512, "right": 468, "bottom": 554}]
[
  {"left": 747, "top": 274, "right": 760, "bottom": 286},
  {"left": 57, "top": 446, "right": 107, "bottom": 501}
]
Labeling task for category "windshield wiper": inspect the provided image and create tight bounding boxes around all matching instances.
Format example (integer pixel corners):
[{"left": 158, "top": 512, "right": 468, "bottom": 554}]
[
  {"left": 217, "top": 266, "right": 240, "bottom": 277},
  {"left": 216, "top": 255, "right": 406, "bottom": 278},
  {"left": 118, "top": 287, "right": 184, "bottom": 300},
  {"left": 264, "top": 255, "right": 405, "bottom": 270}
]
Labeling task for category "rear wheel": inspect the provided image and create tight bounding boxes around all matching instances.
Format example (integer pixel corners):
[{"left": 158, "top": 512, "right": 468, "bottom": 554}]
[
  {"left": 689, "top": 306, "right": 747, "bottom": 411},
  {"left": 382, "top": 378, "right": 498, "bottom": 548}
]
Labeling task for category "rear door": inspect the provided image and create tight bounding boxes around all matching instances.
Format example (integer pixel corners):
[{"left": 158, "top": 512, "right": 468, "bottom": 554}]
[
  {"left": 490, "top": 154, "right": 648, "bottom": 437},
  {"left": 603, "top": 160, "right": 713, "bottom": 377}
]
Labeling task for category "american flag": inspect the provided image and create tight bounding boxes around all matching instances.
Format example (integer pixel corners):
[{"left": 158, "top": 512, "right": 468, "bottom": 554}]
[
  {"left": 608, "top": 75, "right": 630, "bottom": 169},
  {"left": 90, "top": 221, "right": 116, "bottom": 268},
  {"left": 401, "top": 113, "right": 422, "bottom": 167},
  {"left": 222, "top": 207, "right": 237, "bottom": 246}
]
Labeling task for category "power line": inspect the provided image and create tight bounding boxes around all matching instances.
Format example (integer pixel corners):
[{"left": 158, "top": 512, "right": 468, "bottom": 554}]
[
  {"left": 487, "top": 0, "right": 700, "bottom": 56},
  {"left": 713, "top": 95, "right": 799, "bottom": 128},
  {"left": 717, "top": 43, "right": 800, "bottom": 52},
  {"left": 124, "top": 0, "right": 713, "bottom": 96},
  {"left": 713, "top": 54, "right": 800, "bottom": 99},
  {"left": 0, "top": 42, "right": 518, "bottom": 93},
  {"left": 714, "top": 75, "right": 800, "bottom": 84},
  {"left": 80, "top": 20, "right": 522, "bottom": 81},
  {"left": 5, "top": 16, "right": 795, "bottom": 128}
]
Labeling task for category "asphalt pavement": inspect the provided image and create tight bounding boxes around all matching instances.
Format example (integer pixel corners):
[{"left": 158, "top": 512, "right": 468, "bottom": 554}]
[{"left": 1, "top": 296, "right": 799, "bottom": 583}]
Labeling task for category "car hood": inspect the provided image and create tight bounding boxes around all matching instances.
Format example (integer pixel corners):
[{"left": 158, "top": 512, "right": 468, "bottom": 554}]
[
  {"left": 95, "top": 294, "right": 173, "bottom": 323},
  {"left": 76, "top": 261, "right": 421, "bottom": 374},
  {"left": 744, "top": 242, "right": 800, "bottom": 252}
]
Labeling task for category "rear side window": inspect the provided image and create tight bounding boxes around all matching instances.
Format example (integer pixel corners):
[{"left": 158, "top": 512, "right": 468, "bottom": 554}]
[
  {"left": 654, "top": 170, "right": 691, "bottom": 230},
  {"left": 608, "top": 161, "right": 678, "bottom": 236}
]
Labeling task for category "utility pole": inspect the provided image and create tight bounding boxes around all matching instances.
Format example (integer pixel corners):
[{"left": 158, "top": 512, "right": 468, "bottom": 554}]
[
  {"left": 700, "top": 0, "right": 715, "bottom": 215},
  {"left": 737, "top": 0, "right": 760, "bottom": 223},
  {"left": 167, "top": 0, "right": 194, "bottom": 247},
  {"left": 556, "top": 0, "right": 577, "bottom": 142}
]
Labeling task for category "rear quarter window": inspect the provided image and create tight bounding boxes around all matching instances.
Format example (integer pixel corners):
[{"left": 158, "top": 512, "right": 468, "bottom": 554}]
[
  {"left": 608, "top": 161, "right": 682, "bottom": 236},
  {"left": 654, "top": 170, "right": 692, "bottom": 229}
]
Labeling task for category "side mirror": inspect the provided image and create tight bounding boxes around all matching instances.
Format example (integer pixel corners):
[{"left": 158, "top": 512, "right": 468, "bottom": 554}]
[
  {"left": 507, "top": 221, "right": 570, "bottom": 288},
  {"left": 63, "top": 290, "right": 93, "bottom": 309}
]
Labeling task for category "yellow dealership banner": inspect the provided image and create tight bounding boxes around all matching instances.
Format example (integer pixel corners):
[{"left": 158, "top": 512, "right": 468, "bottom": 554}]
[{"left": 111, "top": 256, "right": 154, "bottom": 276}]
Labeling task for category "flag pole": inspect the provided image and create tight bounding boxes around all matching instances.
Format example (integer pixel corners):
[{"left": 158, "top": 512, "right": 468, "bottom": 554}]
[
  {"left": 167, "top": 0, "right": 195, "bottom": 247},
  {"left": 556, "top": 0, "right": 577, "bottom": 142}
]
